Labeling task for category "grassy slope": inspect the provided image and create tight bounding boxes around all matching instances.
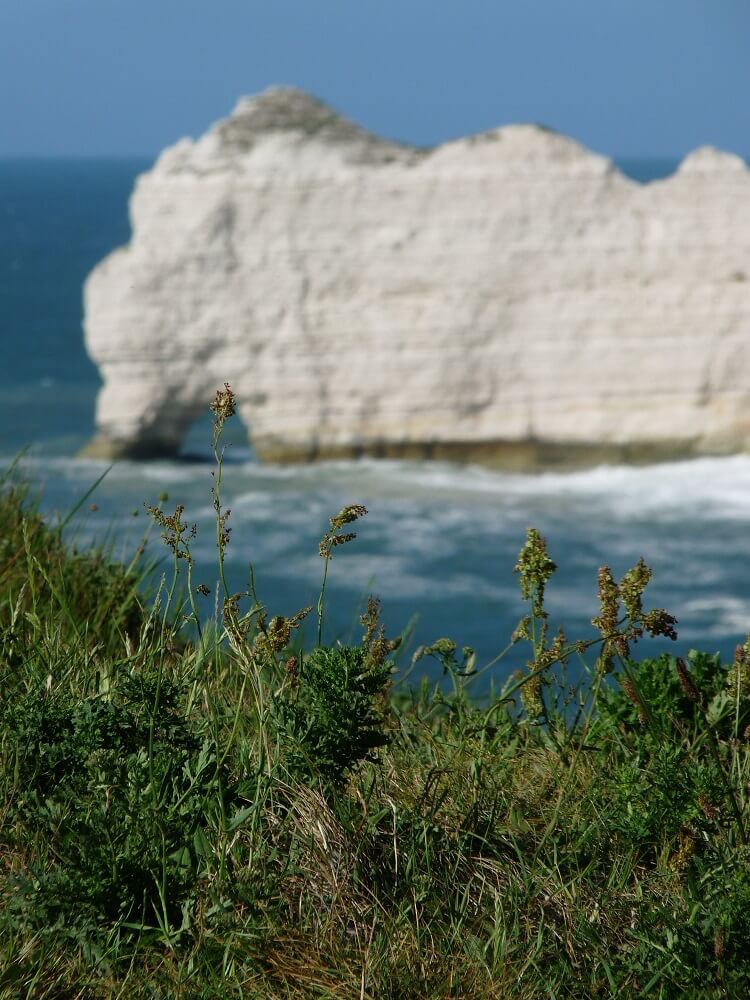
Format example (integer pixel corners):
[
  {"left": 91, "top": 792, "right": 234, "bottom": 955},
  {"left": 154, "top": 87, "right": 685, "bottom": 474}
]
[{"left": 3, "top": 454, "right": 750, "bottom": 999}]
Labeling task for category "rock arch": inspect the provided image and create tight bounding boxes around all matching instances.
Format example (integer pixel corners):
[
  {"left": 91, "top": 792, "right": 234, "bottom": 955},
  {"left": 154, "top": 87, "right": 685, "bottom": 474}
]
[{"left": 82, "top": 88, "right": 750, "bottom": 468}]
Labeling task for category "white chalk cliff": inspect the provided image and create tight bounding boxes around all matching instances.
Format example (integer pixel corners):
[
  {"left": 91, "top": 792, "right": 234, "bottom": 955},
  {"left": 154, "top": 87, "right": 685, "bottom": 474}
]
[{"left": 83, "top": 87, "right": 750, "bottom": 467}]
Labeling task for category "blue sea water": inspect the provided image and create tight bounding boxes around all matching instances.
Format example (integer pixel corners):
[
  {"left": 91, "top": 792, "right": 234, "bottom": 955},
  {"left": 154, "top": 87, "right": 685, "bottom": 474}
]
[{"left": 2, "top": 156, "right": 750, "bottom": 686}]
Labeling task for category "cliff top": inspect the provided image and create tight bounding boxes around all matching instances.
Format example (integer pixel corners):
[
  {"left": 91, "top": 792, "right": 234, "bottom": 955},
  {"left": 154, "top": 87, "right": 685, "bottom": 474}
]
[
  {"left": 209, "top": 86, "right": 424, "bottom": 165},
  {"left": 159, "top": 86, "right": 611, "bottom": 174}
]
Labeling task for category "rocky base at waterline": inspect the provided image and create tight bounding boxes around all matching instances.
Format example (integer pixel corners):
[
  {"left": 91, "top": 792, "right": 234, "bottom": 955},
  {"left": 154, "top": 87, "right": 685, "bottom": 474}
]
[
  {"left": 79, "top": 435, "right": 709, "bottom": 473},
  {"left": 82, "top": 87, "right": 750, "bottom": 467}
]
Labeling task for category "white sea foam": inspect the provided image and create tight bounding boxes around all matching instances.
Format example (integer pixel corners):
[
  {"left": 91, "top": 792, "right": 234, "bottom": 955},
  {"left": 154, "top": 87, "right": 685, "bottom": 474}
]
[
  {"left": 11, "top": 450, "right": 750, "bottom": 505},
  {"left": 7, "top": 451, "right": 750, "bottom": 670},
  {"left": 678, "top": 596, "right": 750, "bottom": 639}
]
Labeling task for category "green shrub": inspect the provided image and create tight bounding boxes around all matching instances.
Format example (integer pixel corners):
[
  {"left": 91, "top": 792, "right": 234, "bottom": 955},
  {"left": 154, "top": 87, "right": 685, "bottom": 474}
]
[
  {"left": 597, "top": 650, "right": 750, "bottom": 741},
  {"left": 274, "top": 644, "right": 393, "bottom": 783},
  {"left": 1, "top": 670, "right": 230, "bottom": 946}
]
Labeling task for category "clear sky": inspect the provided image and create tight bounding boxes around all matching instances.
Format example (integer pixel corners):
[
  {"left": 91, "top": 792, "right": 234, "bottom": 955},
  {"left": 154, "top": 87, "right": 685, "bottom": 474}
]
[{"left": 2, "top": 0, "right": 749, "bottom": 161}]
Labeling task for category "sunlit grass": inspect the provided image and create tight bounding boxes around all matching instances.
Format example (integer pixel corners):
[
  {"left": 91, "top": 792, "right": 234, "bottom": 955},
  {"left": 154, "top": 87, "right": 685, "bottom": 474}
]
[{"left": 2, "top": 390, "right": 750, "bottom": 998}]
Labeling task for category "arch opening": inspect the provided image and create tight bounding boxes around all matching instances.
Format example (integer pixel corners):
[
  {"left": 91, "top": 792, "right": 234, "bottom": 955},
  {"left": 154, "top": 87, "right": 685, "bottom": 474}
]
[{"left": 178, "top": 405, "right": 254, "bottom": 463}]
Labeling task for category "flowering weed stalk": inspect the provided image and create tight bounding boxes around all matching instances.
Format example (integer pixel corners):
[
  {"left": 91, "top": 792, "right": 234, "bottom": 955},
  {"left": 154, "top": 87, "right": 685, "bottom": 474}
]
[
  {"left": 210, "top": 382, "right": 236, "bottom": 602},
  {"left": 317, "top": 503, "right": 368, "bottom": 645}
]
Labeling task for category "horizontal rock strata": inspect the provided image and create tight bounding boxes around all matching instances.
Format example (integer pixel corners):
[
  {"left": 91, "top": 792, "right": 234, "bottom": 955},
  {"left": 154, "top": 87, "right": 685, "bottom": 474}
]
[{"left": 83, "top": 87, "right": 750, "bottom": 467}]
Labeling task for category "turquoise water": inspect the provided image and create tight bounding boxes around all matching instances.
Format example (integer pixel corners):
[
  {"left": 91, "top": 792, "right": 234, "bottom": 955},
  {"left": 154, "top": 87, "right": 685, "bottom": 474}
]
[
  {"left": 0, "top": 158, "right": 148, "bottom": 451},
  {"left": 2, "top": 156, "right": 749, "bottom": 683}
]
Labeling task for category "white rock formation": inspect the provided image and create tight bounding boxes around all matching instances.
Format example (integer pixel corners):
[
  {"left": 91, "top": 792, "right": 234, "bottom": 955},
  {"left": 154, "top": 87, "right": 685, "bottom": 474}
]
[{"left": 83, "top": 87, "right": 750, "bottom": 467}]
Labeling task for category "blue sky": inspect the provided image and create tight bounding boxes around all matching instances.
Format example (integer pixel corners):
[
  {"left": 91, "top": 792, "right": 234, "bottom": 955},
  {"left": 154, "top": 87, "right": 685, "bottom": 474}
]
[{"left": 2, "top": 0, "right": 748, "bottom": 160}]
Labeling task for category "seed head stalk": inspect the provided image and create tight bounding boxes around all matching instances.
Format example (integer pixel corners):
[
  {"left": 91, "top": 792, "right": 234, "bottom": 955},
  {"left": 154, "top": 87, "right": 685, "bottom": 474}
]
[
  {"left": 316, "top": 554, "right": 330, "bottom": 647},
  {"left": 210, "top": 383, "right": 236, "bottom": 602},
  {"left": 317, "top": 504, "right": 368, "bottom": 646},
  {"left": 144, "top": 498, "right": 201, "bottom": 639}
]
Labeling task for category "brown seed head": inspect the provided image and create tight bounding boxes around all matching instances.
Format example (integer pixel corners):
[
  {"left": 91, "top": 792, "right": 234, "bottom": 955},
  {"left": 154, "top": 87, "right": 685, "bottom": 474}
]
[
  {"left": 676, "top": 657, "right": 701, "bottom": 705},
  {"left": 285, "top": 656, "right": 300, "bottom": 688},
  {"left": 514, "top": 528, "right": 556, "bottom": 611},
  {"left": 360, "top": 595, "right": 382, "bottom": 648},
  {"left": 619, "top": 557, "right": 652, "bottom": 622},
  {"left": 520, "top": 671, "right": 543, "bottom": 720},
  {"left": 642, "top": 608, "right": 678, "bottom": 641},
  {"left": 620, "top": 675, "right": 647, "bottom": 725},
  {"left": 329, "top": 504, "right": 368, "bottom": 531},
  {"left": 319, "top": 505, "right": 367, "bottom": 558},
  {"left": 512, "top": 616, "right": 531, "bottom": 643},
  {"left": 210, "top": 382, "right": 236, "bottom": 423},
  {"left": 592, "top": 566, "right": 620, "bottom": 639},
  {"left": 669, "top": 828, "right": 696, "bottom": 873}
]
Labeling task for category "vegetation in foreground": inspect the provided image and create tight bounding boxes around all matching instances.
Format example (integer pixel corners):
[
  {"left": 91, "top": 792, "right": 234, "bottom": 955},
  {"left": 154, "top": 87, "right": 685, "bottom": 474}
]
[{"left": 3, "top": 387, "right": 750, "bottom": 999}]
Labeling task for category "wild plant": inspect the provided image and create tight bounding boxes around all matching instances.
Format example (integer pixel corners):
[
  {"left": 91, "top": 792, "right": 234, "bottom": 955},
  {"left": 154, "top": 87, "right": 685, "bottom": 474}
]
[
  {"left": 316, "top": 502, "right": 368, "bottom": 644},
  {"left": 1, "top": 673, "right": 227, "bottom": 949},
  {"left": 6, "top": 387, "right": 750, "bottom": 997},
  {"left": 509, "top": 529, "right": 678, "bottom": 728}
]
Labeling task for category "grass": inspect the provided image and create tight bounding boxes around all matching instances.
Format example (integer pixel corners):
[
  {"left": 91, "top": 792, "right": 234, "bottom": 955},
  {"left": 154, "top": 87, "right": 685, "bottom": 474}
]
[{"left": 3, "top": 388, "right": 750, "bottom": 998}]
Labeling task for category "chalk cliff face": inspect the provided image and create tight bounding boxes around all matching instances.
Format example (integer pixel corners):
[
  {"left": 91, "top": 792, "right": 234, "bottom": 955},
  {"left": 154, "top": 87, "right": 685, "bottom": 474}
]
[{"left": 83, "top": 87, "right": 750, "bottom": 467}]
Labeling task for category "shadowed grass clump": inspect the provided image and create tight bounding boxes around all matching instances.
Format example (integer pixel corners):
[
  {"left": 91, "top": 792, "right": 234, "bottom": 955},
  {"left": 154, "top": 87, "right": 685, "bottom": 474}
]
[{"left": 3, "top": 388, "right": 750, "bottom": 999}]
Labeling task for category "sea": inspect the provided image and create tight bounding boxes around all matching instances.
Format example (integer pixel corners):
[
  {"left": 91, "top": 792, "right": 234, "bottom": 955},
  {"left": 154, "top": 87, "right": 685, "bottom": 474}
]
[{"left": 2, "top": 155, "right": 749, "bottom": 689}]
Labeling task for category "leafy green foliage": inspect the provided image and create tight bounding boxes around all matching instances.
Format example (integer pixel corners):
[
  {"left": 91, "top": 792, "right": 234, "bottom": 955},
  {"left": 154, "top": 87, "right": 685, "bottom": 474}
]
[
  {"left": 274, "top": 644, "right": 393, "bottom": 783},
  {"left": 1, "top": 671, "right": 229, "bottom": 945},
  {"left": 597, "top": 650, "right": 750, "bottom": 740}
]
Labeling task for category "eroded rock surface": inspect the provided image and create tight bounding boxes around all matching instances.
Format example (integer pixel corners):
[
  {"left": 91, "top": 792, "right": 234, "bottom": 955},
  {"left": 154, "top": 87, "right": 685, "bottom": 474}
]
[{"left": 83, "top": 87, "right": 750, "bottom": 467}]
